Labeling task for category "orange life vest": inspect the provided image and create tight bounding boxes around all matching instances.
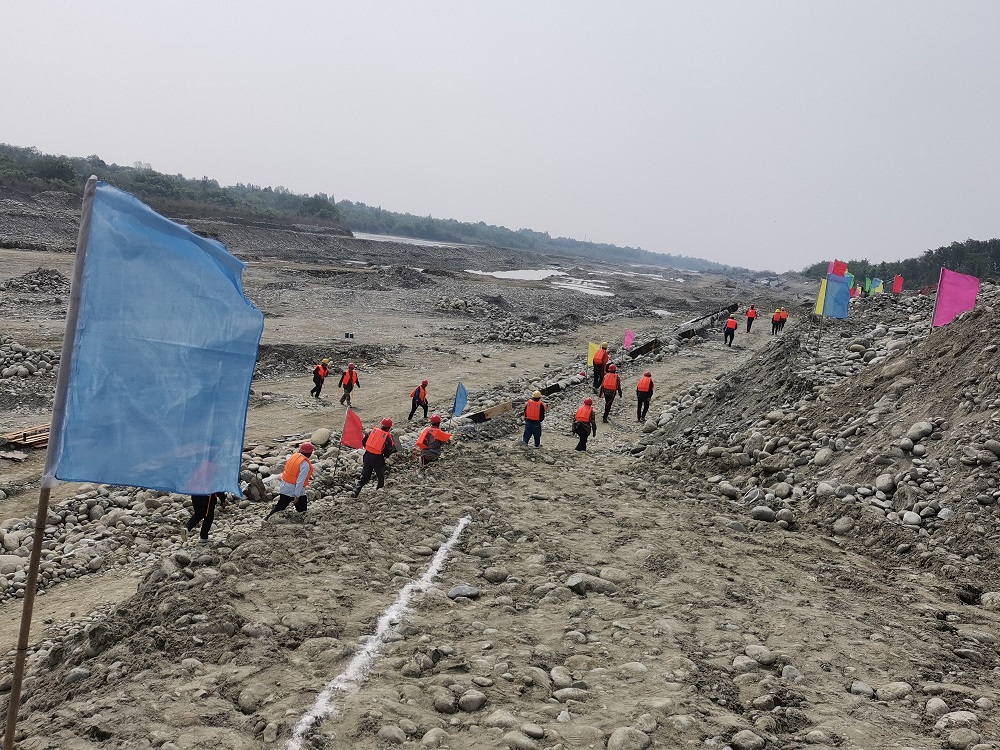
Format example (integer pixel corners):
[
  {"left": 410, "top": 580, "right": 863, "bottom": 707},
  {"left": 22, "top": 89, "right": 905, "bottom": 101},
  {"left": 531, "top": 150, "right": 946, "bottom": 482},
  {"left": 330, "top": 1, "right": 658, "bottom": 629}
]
[
  {"left": 365, "top": 428, "right": 392, "bottom": 455},
  {"left": 316, "top": 364, "right": 329, "bottom": 378},
  {"left": 772, "top": 312, "right": 782, "bottom": 322},
  {"left": 780, "top": 310, "right": 788, "bottom": 321},
  {"left": 574, "top": 404, "right": 593, "bottom": 423},
  {"left": 636, "top": 375, "right": 653, "bottom": 393},
  {"left": 592, "top": 348, "right": 609, "bottom": 366},
  {"left": 602, "top": 372, "right": 620, "bottom": 391},
  {"left": 281, "top": 453, "right": 314, "bottom": 487},
  {"left": 410, "top": 385, "right": 427, "bottom": 402},
  {"left": 341, "top": 370, "right": 358, "bottom": 386},
  {"left": 524, "top": 399, "right": 544, "bottom": 420},
  {"left": 747, "top": 308, "right": 757, "bottom": 319},
  {"left": 725, "top": 318, "right": 737, "bottom": 331},
  {"left": 417, "top": 426, "right": 452, "bottom": 450}
]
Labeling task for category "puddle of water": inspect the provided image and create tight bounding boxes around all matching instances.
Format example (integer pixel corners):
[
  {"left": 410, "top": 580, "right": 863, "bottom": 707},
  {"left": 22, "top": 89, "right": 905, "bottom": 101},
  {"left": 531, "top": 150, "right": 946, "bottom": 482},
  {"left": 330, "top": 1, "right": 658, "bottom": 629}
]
[
  {"left": 466, "top": 269, "right": 567, "bottom": 281},
  {"left": 354, "top": 232, "right": 470, "bottom": 248},
  {"left": 551, "top": 279, "right": 615, "bottom": 297}
]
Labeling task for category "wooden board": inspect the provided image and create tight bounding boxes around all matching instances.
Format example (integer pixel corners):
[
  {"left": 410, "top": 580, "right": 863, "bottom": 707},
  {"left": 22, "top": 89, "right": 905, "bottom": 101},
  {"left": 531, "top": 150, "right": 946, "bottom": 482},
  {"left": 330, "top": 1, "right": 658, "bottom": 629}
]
[
  {"left": 627, "top": 338, "right": 660, "bottom": 358},
  {"left": 0, "top": 423, "right": 49, "bottom": 448},
  {"left": 469, "top": 400, "right": 514, "bottom": 424}
]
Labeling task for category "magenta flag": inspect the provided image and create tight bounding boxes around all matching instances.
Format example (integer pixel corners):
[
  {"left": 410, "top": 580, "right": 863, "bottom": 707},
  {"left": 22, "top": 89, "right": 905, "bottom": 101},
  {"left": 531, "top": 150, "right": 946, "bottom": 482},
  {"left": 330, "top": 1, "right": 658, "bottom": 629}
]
[
  {"left": 932, "top": 268, "right": 979, "bottom": 327},
  {"left": 892, "top": 275, "right": 904, "bottom": 294},
  {"left": 623, "top": 329, "right": 635, "bottom": 349},
  {"left": 827, "top": 261, "right": 834, "bottom": 274}
]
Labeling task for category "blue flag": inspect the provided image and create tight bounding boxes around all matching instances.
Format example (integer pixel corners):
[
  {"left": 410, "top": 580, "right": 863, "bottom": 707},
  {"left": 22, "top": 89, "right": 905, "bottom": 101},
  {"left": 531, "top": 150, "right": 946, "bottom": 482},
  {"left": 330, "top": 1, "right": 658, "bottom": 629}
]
[
  {"left": 821, "top": 273, "right": 850, "bottom": 319},
  {"left": 453, "top": 382, "right": 469, "bottom": 417},
  {"left": 45, "top": 179, "right": 264, "bottom": 495}
]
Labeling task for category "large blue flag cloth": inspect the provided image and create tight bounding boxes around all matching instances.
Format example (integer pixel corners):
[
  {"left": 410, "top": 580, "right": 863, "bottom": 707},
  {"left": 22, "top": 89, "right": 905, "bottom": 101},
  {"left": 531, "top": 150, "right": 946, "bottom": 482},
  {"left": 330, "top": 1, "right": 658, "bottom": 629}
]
[
  {"left": 821, "top": 273, "right": 850, "bottom": 319},
  {"left": 453, "top": 382, "right": 469, "bottom": 417},
  {"left": 45, "top": 180, "right": 264, "bottom": 495}
]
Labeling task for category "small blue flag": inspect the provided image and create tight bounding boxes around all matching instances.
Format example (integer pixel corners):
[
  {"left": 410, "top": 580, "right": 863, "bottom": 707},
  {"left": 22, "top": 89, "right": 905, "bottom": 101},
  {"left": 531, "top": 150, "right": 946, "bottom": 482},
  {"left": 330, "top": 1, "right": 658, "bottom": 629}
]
[
  {"left": 822, "top": 273, "right": 850, "bottom": 319},
  {"left": 453, "top": 382, "right": 469, "bottom": 417},
  {"left": 45, "top": 179, "right": 264, "bottom": 495}
]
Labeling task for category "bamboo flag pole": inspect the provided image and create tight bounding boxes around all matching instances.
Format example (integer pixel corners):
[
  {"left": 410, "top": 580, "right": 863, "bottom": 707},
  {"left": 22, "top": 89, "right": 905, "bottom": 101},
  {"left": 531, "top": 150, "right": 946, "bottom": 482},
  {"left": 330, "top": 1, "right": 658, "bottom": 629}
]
[{"left": 4, "top": 177, "right": 98, "bottom": 750}]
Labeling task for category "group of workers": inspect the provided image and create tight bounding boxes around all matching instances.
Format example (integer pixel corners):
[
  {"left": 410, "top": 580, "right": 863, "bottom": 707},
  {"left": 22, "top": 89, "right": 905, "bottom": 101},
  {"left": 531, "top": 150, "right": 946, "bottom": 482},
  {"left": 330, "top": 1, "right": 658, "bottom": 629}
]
[
  {"left": 180, "top": 310, "right": 791, "bottom": 540},
  {"left": 722, "top": 305, "right": 789, "bottom": 346}
]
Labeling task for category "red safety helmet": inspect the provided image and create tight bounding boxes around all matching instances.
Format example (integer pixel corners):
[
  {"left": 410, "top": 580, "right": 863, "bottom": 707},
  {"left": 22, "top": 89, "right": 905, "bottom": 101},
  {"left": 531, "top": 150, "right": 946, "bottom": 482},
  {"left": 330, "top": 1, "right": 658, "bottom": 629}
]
[
  {"left": 644, "top": 371, "right": 652, "bottom": 377},
  {"left": 381, "top": 418, "right": 393, "bottom": 429},
  {"left": 421, "top": 379, "right": 428, "bottom": 386},
  {"left": 430, "top": 414, "right": 441, "bottom": 424},
  {"left": 584, "top": 397, "right": 593, "bottom": 405},
  {"left": 347, "top": 362, "right": 355, "bottom": 369},
  {"left": 299, "top": 442, "right": 314, "bottom": 455},
  {"left": 608, "top": 364, "right": 617, "bottom": 372}
]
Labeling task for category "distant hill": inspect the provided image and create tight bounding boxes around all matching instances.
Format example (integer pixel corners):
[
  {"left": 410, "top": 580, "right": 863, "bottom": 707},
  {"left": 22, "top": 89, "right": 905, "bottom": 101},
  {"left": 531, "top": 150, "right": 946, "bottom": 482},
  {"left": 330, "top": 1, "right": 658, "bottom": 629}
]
[{"left": 1, "top": 143, "right": 746, "bottom": 273}]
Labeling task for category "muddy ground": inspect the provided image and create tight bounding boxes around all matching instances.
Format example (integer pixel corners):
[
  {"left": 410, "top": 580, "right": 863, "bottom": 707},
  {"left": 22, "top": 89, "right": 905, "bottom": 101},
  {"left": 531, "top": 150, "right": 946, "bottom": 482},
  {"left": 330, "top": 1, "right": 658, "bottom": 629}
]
[{"left": 0, "top": 198, "right": 998, "bottom": 750}]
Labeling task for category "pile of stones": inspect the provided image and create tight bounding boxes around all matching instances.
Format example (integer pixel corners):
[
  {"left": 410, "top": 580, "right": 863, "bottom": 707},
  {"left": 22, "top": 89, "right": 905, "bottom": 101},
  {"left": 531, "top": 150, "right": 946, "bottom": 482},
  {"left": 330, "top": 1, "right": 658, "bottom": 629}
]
[
  {"left": 0, "top": 336, "right": 59, "bottom": 379},
  {"left": 0, "top": 267, "right": 71, "bottom": 293}
]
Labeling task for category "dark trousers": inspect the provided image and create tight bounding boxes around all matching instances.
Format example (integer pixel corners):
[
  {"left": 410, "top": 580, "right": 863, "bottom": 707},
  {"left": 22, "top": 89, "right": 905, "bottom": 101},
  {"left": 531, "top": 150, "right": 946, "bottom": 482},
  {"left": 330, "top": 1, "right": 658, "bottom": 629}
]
[
  {"left": 772, "top": 321, "right": 780, "bottom": 335},
  {"left": 747, "top": 318, "right": 754, "bottom": 332},
  {"left": 522, "top": 420, "right": 542, "bottom": 447},
  {"left": 266, "top": 493, "right": 306, "bottom": 518},
  {"left": 340, "top": 385, "right": 354, "bottom": 405},
  {"left": 355, "top": 453, "right": 386, "bottom": 492},
  {"left": 408, "top": 399, "right": 428, "bottom": 420},
  {"left": 602, "top": 389, "right": 617, "bottom": 421},
  {"left": 724, "top": 329, "right": 735, "bottom": 346},
  {"left": 592, "top": 365, "right": 606, "bottom": 393},
  {"left": 187, "top": 495, "right": 217, "bottom": 539},
  {"left": 637, "top": 393, "right": 651, "bottom": 421},
  {"left": 310, "top": 375, "right": 325, "bottom": 398},
  {"left": 573, "top": 422, "right": 592, "bottom": 451}
]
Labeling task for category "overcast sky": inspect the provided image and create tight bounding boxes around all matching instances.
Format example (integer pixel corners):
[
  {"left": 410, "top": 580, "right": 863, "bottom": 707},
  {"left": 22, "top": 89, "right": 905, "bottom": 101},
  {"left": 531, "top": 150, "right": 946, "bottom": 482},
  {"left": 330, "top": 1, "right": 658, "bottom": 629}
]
[{"left": 5, "top": 2, "right": 999, "bottom": 272}]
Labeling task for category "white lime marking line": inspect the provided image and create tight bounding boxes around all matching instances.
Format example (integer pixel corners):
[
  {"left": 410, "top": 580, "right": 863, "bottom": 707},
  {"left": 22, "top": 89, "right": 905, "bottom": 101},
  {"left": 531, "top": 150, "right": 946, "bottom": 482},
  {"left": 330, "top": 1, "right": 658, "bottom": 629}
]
[{"left": 286, "top": 515, "right": 472, "bottom": 750}]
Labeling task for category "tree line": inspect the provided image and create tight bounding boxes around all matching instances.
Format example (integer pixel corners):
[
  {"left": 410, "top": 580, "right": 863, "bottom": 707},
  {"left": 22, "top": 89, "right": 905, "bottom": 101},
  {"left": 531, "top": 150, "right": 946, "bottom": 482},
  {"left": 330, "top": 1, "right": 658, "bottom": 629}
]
[
  {"left": 802, "top": 239, "right": 1000, "bottom": 289},
  {"left": 0, "top": 144, "right": 345, "bottom": 227},
  {"left": 0, "top": 143, "right": 745, "bottom": 274},
  {"left": 336, "top": 200, "right": 739, "bottom": 272}
]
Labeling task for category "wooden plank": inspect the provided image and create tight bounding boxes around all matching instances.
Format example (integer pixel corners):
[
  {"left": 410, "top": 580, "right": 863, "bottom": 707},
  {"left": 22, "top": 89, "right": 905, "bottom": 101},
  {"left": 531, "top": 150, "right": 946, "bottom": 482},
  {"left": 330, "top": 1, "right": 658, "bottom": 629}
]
[
  {"left": 469, "top": 400, "right": 514, "bottom": 424},
  {"left": 0, "top": 423, "right": 50, "bottom": 448},
  {"left": 627, "top": 338, "right": 660, "bottom": 358}
]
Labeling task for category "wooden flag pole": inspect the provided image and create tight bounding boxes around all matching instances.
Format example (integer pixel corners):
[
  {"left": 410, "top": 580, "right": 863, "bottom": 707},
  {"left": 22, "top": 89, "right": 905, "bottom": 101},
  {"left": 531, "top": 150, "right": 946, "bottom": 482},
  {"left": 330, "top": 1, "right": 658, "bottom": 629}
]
[
  {"left": 5, "top": 177, "right": 99, "bottom": 750},
  {"left": 3, "top": 487, "right": 51, "bottom": 750}
]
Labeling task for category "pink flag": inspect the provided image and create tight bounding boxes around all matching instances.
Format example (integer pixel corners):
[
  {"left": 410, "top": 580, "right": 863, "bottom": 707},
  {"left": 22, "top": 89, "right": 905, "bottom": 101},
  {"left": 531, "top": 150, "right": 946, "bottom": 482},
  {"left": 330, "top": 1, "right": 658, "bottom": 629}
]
[
  {"left": 932, "top": 268, "right": 979, "bottom": 327},
  {"left": 623, "top": 329, "right": 635, "bottom": 349},
  {"left": 341, "top": 408, "right": 365, "bottom": 449},
  {"left": 892, "top": 275, "right": 904, "bottom": 294},
  {"left": 827, "top": 261, "right": 834, "bottom": 275}
]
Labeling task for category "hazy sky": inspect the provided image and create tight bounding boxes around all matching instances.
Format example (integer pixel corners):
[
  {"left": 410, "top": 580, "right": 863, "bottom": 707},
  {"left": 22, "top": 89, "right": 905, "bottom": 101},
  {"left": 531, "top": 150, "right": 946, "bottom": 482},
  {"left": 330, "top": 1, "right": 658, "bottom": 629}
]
[{"left": 5, "top": 2, "right": 1000, "bottom": 272}]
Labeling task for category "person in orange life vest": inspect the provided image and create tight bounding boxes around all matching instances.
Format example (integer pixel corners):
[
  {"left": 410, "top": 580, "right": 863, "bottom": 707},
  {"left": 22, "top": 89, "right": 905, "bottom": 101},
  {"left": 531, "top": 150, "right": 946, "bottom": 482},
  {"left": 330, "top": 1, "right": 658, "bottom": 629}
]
[
  {"left": 636, "top": 370, "right": 654, "bottom": 422},
  {"left": 779, "top": 307, "right": 788, "bottom": 331},
  {"left": 600, "top": 363, "right": 622, "bottom": 423},
  {"left": 724, "top": 314, "right": 738, "bottom": 347},
  {"left": 416, "top": 414, "right": 452, "bottom": 465},
  {"left": 522, "top": 391, "right": 546, "bottom": 447},
  {"left": 183, "top": 491, "right": 227, "bottom": 544},
  {"left": 408, "top": 380, "right": 429, "bottom": 421},
  {"left": 265, "top": 442, "right": 314, "bottom": 519},
  {"left": 746, "top": 305, "right": 757, "bottom": 333},
  {"left": 771, "top": 309, "right": 782, "bottom": 335},
  {"left": 572, "top": 397, "right": 597, "bottom": 451},
  {"left": 339, "top": 362, "right": 360, "bottom": 406},
  {"left": 592, "top": 342, "right": 610, "bottom": 393},
  {"left": 310, "top": 358, "right": 330, "bottom": 398},
  {"left": 353, "top": 418, "right": 398, "bottom": 497}
]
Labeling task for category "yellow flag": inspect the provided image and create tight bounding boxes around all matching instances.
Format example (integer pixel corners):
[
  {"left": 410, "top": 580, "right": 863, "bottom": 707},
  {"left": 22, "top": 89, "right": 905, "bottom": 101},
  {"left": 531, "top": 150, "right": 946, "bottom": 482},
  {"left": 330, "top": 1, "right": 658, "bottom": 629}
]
[
  {"left": 587, "top": 342, "right": 599, "bottom": 366},
  {"left": 814, "top": 278, "right": 827, "bottom": 315}
]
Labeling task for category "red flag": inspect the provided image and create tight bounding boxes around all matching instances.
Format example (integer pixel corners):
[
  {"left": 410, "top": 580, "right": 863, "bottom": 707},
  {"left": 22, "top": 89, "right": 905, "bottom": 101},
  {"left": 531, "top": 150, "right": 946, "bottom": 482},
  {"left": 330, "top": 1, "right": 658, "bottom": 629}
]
[
  {"left": 341, "top": 408, "right": 364, "bottom": 449},
  {"left": 892, "top": 275, "right": 904, "bottom": 294},
  {"left": 832, "top": 259, "right": 848, "bottom": 276}
]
